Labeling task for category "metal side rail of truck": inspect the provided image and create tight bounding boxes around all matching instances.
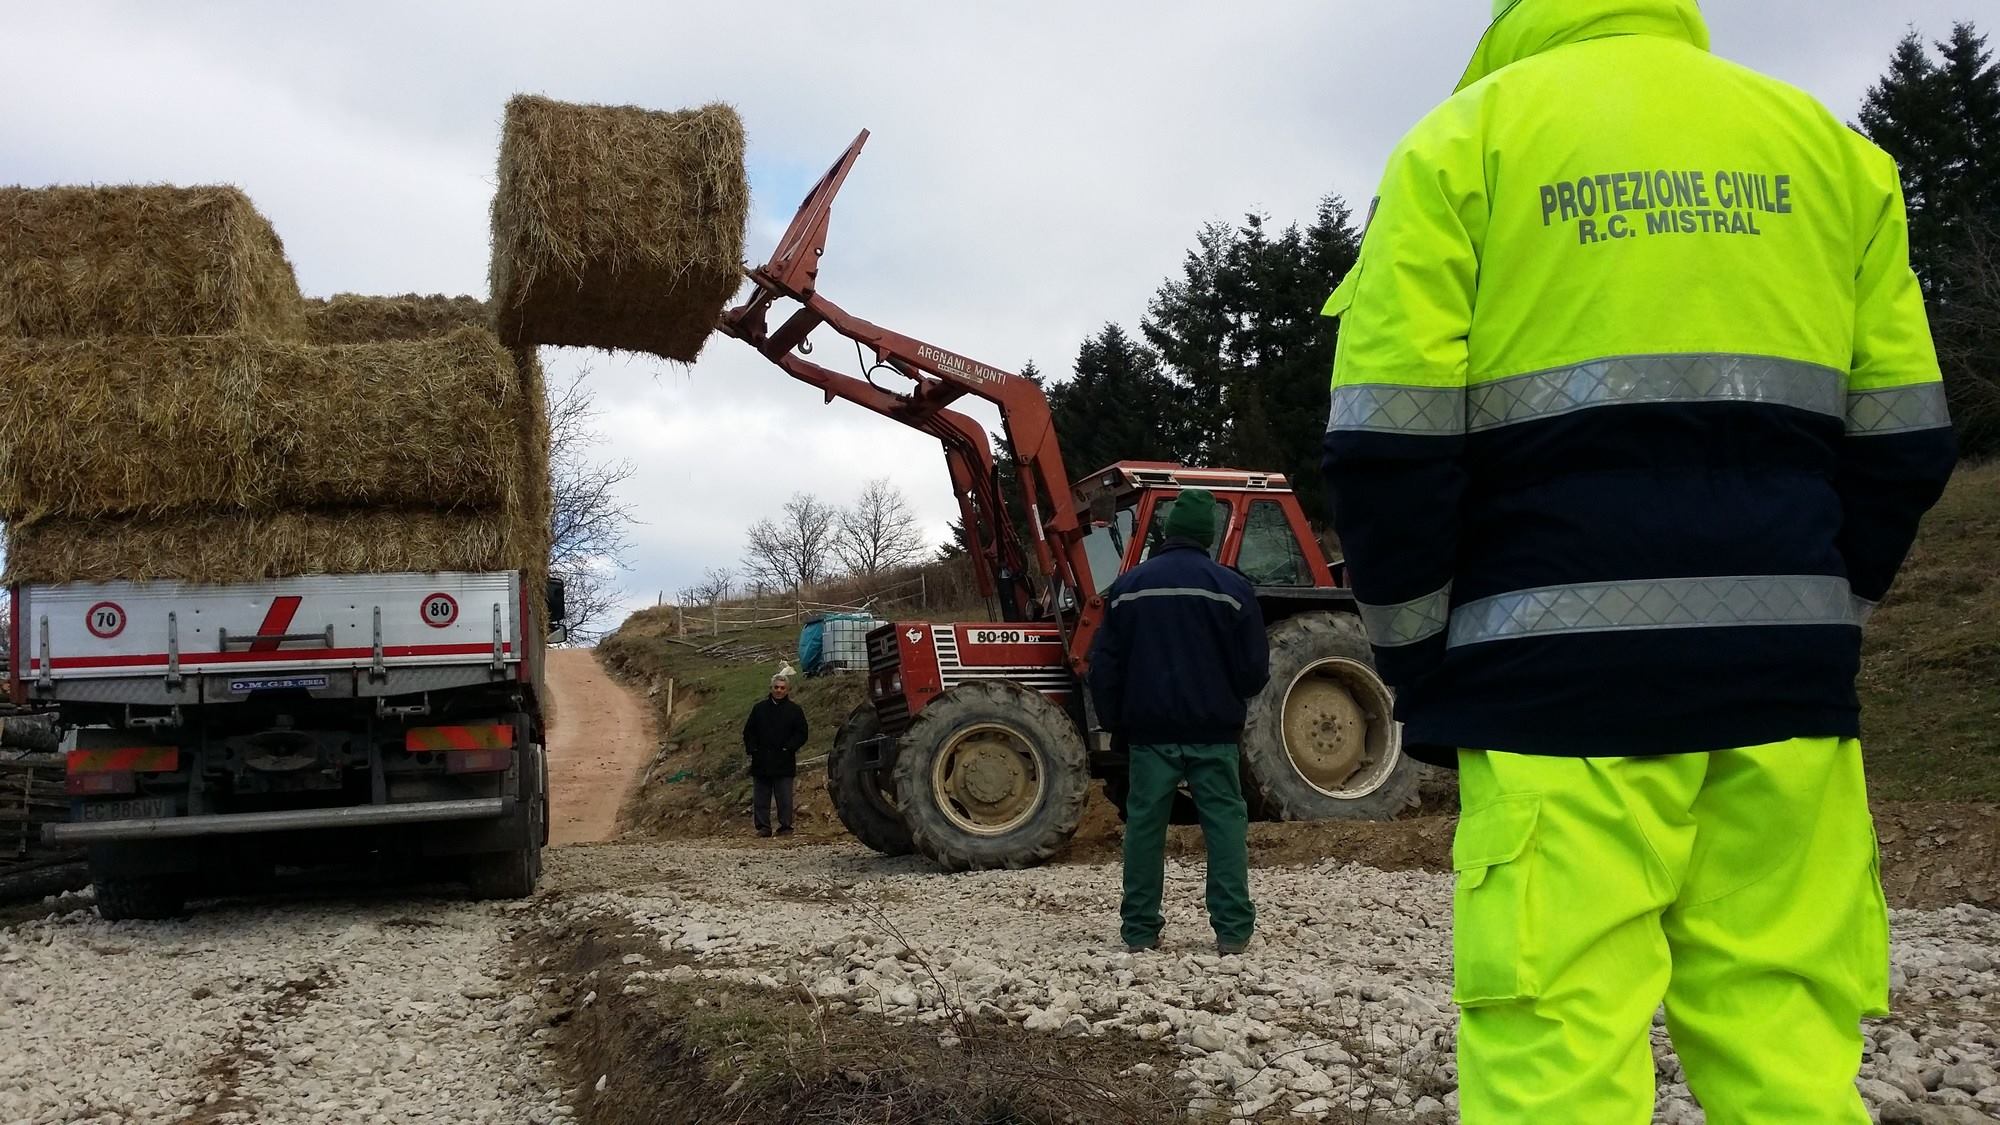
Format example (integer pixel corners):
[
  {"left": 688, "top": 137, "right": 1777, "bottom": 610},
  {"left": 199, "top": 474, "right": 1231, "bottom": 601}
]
[{"left": 10, "top": 571, "right": 564, "bottom": 920}]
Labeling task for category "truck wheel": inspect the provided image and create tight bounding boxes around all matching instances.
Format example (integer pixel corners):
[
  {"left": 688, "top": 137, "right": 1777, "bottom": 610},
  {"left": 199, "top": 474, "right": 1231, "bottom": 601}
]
[
  {"left": 469, "top": 741, "right": 544, "bottom": 900},
  {"left": 467, "top": 843, "right": 539, "bottom": 900},
  {"left": 892, "top": 681, "right": 1089, "bottom": 871},
  {"left": 1240, "top": 612, "right": 1418, "bottom": 821},
  {"left": 827, "top": 704, "right": 914, "bottom": 856},
  {"left": 93, "top": 876, "right": 186, "bottom": 921}
]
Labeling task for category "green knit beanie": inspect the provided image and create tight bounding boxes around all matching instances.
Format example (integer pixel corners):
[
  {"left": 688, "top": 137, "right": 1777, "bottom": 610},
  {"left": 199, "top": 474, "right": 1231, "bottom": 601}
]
[{"left": 1161, "top": 488, "right": 1218, "bottom": 546}]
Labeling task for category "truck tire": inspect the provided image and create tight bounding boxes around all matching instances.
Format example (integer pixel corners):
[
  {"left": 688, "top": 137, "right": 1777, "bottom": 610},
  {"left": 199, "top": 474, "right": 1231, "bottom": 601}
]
[
  {"left": 93, "top": 877, "right": 186, "bottom": 921},
  {"left": 827, "top": 704, "right": 914, "bottom": 856},
  {"left": 892, "top": 681, "right": 1089, "bottom": 872},
  {"left": 1240, "top": 612, "right": 1418, "bottom": 821},
  {"left": 468, "top": 741, "right": 544, "bottom": 900}
]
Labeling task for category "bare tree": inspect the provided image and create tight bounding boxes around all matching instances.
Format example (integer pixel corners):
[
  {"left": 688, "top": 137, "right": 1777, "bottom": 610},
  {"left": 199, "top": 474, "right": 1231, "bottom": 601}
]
[
  {"left": 835, "top": 478, "right": 929, "bottom": 578},
  {"left": 683, "top": 566, "right": 734, "bottom": 606},
  {"left": 742, "top": 493, "right": 839, "bottom": 593},
  {"left": 547, "top": 367, "right": 637, "bottom": 641}
]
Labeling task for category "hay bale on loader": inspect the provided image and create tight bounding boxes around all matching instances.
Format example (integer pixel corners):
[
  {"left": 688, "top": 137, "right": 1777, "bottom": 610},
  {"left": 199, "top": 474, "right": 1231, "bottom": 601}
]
[
  {"left": 0, "top": 185, "right": 306, "bottom": 339},
  {"left": 0, "top": 329, "right": 531, "bottom": 519},
  {"left": 304, "top": 293, "right": 492, "bottom": 343},
  {"left": 489, "top": 95, "right": 748, "bottom": 362}
]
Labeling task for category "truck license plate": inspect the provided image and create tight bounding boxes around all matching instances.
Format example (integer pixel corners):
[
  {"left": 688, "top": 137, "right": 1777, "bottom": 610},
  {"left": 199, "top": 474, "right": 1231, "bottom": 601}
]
[{"left": 78, "top": 797, "right": 176, "bottom": 822}]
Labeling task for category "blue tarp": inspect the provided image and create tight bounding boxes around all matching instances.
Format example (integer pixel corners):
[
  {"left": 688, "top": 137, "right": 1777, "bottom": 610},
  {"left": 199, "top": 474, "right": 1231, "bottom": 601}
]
[{"left": 797, "top": 618, "right": 827, "bottom": 675}]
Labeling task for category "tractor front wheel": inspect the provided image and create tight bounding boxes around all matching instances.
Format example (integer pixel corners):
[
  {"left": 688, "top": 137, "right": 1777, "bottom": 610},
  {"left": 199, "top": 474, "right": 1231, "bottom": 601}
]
[
  {"left": 891, "top": 681, "right": 1089, "bottom": 871},
  {"left": 827, "top": 704, "right": 914, "bottom": 856}
]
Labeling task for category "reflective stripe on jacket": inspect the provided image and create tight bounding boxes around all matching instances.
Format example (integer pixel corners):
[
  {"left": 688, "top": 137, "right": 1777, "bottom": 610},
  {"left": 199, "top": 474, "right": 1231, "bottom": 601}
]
[
  {"left": 1321, "top": 0, "right": 1957, "bottom": 759},
  {"left": 1087, "top": 541, "right": 1271, "bottom": 746}
]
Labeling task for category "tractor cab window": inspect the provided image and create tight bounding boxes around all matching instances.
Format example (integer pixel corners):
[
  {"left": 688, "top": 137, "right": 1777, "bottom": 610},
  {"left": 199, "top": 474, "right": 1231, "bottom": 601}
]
[
  {"left": 1237, "top": 500, "right": 1312, "bottom": 586},
  {"left": 1142, "top": 495, "right": 1232, "bottom": 560},
  {"left": 1080, "top": 504, "right": 1138, "bottom": 595}
]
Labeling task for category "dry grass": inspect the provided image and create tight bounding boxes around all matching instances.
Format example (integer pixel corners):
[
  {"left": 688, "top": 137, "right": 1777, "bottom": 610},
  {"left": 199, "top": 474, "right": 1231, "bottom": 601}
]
[
  {"left": 488, "top": 96, "right": 747, "bottom": 362},
  {"left": 0, "top": 185, "right": 305, "bottom": 339},
  {"left": 303, "top": 293, "right": 491, "bottom": 343},
  {"left": 1859, "top": 460, "right": 2000, "bottom": 800},
  {"left": 531, "top": 913, "right": 1197, "bottom": 1125},
  {"left": 2, "top": 506, "right": 539, "bottom": 585},
  {"left": 0, "top": 328, "right": 532, "bottom": 520}
]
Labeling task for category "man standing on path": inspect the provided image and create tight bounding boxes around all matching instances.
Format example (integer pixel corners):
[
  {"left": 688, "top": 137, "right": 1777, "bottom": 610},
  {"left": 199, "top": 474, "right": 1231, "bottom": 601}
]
[
  {"left": 1088, "top": 489, "right": 1270, "bottom": 956},
  {"left": 742, "top": 668, "right": 807, "bottom": 837},
  {"left": 1320, "top": 2, "right": 1957, "bottom": 1120}
]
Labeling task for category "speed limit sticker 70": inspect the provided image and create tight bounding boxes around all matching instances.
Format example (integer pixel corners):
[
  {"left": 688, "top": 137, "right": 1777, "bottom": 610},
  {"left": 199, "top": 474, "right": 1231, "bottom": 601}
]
[
  {"left": 420, "top": 592, "right": 459, "bottom": 629},
  {"left": 85, "top": 601, "right": 126, "bottom": 639}
]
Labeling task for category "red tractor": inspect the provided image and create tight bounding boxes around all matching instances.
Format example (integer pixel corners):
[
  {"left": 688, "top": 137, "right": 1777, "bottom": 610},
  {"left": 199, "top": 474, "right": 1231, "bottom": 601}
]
[{"left": 720, "top": 133, "right": 1417, "bottom": 870}]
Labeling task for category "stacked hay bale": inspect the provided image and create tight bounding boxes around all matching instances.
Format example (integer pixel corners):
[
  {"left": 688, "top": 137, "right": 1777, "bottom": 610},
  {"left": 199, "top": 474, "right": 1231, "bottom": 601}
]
[
  {"left": 489, "top": 96, "right": 749, "bottom": 361},
  {"left": 0, "top": 188, "right": 549, "bottom": 587}
]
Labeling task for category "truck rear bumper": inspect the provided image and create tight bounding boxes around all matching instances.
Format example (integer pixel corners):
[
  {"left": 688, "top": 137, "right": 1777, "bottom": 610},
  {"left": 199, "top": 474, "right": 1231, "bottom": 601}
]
[{"left": 45, "top": 797, "right": 514, "bottom": 843}]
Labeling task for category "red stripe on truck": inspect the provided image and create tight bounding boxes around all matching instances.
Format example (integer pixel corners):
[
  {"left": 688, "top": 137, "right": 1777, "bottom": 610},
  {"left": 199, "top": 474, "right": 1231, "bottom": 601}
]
[
  {"left": 249, "top": 596, "right": 304, "bottom": 652},
  {"left": 34, "top": 641, "right": 513, "bottom": 671}
]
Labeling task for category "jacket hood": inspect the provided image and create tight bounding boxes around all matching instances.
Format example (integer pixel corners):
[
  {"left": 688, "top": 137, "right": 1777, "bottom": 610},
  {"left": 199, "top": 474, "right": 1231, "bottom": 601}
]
[{"left": 1458, "top": 0, "right": 1708, "bottom": 91}]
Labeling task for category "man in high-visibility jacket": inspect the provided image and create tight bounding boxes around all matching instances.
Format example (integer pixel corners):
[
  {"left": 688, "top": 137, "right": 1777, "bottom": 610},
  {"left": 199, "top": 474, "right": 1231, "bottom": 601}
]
[{"left": 1320, "top": 2, "right": 1958, "bottom": 1121}]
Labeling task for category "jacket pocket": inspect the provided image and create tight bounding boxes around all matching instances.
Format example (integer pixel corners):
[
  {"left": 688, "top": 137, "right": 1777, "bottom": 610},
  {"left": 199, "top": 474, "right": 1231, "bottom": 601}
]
[{"left": 1451, "top": 793, "right": 1542, "bottom": 1006}]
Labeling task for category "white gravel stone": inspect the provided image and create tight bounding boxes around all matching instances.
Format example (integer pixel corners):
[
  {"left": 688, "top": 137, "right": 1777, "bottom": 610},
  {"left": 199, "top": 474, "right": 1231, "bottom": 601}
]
[
  {"left": 0, "top": 896, "right": 565, "bottom": 1124},
  {"left": 532, "top": 844, "right": 2000, "bottom": 1123}
]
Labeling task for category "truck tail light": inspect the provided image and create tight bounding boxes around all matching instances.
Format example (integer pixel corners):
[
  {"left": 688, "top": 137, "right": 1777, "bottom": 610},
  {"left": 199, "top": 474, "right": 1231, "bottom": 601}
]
[
  {"left": 67, "top": 747, "right": 179, "bottom": 775},
  {"left": 405, "top": 723, "right": 515, "bottom": 753},
  {"left": 444, "top": 748, "right": 513, "bottom": 774}
]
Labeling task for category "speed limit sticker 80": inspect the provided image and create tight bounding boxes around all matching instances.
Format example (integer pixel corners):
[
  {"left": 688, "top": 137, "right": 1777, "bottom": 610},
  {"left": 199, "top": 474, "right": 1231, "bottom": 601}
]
[{"left": 420, "top": 592, "right": 459, "bottom": 628}]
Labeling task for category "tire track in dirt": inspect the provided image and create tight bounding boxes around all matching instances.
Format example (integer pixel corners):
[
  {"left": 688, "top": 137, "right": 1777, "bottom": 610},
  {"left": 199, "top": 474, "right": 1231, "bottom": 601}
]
[{"left": 545, "top": 647, "right": 655, "bottom": 845}]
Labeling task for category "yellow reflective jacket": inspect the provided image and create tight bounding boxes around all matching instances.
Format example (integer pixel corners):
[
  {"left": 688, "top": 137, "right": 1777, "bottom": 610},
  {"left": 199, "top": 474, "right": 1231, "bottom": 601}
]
[{"left": 1320, "top": 0, "right": 1956, "bottom": 760}]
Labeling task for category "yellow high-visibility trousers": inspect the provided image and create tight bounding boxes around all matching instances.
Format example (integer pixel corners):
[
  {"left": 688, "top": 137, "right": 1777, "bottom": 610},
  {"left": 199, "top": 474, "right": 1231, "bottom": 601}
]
[{"left": 1452, "top": 738, "right": 1889, "bottom": 1124}]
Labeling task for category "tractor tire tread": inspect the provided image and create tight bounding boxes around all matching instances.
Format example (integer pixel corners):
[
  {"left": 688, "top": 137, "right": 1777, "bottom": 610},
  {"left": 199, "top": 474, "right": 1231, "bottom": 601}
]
[
  {"left": 1240, "top": 611, "right": 1421, "bottom": 822},
  {"left": 892, "top": 680, "right": 1090, "bottom": 872}
]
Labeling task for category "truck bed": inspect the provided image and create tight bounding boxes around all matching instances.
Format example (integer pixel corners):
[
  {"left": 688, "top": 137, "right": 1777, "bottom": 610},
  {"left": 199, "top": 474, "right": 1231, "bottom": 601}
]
[{"left": 12, "top": 571, "right": 533, "bottom": 706}]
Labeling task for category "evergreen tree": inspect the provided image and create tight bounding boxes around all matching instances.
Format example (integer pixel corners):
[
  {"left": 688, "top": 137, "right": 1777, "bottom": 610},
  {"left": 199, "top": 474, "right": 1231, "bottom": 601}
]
[
  {"left": 1046, "top": 323, "right": 1187, "bottom": 476},
  {"left": 1860, "top": 21, "right": 2000, "bottom": 454}
]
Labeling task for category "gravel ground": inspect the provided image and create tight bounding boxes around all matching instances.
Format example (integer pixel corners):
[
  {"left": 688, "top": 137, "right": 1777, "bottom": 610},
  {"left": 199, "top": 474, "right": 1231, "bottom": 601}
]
[
  {"left": 0, "top": 890, "right": 568, "bottom": 1125},
  {"left": 543, "top": 842, "right": 2000, "bottom": 1124}
]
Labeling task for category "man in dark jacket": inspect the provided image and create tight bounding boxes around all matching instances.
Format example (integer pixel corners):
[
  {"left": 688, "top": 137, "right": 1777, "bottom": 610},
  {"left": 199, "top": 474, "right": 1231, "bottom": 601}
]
[
  {"left": 742, "top": 670, "right": 808, "bottom": 837},
  {"left": 1088, "top": 489, "right": 1270, "bottom": 954}
]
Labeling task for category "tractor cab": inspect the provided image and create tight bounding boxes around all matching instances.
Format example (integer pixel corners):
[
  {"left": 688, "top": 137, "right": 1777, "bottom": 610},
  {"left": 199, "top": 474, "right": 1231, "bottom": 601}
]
[{"left": 1073, "top": 462, "right": 1336, "bottom": 597}]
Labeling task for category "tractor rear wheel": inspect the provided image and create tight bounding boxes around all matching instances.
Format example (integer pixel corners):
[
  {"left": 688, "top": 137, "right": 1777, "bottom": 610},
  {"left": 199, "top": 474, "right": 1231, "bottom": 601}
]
[
  {"left": 827, "top": 703, "right": 914, "bottom": 856},
  {"left": 891, "top": 681, "right": 1089, "bottom": 871},
  {"left": 1240, "top": 612, "right": 1418, "bottom": 821}
]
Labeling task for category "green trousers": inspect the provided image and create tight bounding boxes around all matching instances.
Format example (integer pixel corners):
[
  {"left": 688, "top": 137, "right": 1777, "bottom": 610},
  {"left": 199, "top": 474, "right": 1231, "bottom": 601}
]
[
  {"left": 1453, "top": 738, "right": 1889, "bottom": 1124},
  {"left": 1121, "top": 742, "right": 1254, "bottom": 947}
]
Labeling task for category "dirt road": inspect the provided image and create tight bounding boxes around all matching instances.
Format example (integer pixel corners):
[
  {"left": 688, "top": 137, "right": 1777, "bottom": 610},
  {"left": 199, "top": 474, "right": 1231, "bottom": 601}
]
[{"left": 544, "top": 647, "right": 654, "bottom": 846}]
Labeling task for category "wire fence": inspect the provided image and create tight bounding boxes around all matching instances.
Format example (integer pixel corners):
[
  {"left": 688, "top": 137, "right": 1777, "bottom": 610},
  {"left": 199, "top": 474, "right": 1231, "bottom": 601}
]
[{"left": 655, "top": 572, "right": 931, "bottom": 638}]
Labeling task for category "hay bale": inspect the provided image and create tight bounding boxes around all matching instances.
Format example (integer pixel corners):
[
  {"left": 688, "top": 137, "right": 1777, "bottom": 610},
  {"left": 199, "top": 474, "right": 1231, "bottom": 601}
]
[
  {"left": 489, "top": 96, "right": 747, "bottom": 362},
  {"left": 0, "top": 185, "right": 305, "bottom": 339},
  {"left": 3, "top": 507, "right": 539, "bottom": 586},
  {"left": 304, "top": 293, "right": 492, "bottom": 344},
  {"left": 0, "top": 329, "right": 529, "bottom": 520}
]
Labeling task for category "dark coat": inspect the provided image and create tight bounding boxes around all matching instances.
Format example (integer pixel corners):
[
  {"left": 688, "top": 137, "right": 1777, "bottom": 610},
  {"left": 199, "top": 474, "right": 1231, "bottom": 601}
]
[
  {"left": 1087, "top": 540, "right": 1271, "bottom": 745},
  {"left": 743, "top": 694, "right": 809, "bottom": 778}
]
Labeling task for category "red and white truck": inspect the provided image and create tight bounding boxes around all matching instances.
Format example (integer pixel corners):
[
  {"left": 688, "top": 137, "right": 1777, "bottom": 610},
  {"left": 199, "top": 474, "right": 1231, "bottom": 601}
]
[{"left": 12, "top": 570, "right": 558, "bottom": 918}]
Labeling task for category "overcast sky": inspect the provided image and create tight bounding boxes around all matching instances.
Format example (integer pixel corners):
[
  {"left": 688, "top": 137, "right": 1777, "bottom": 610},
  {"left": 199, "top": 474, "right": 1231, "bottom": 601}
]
[{"left": 1, "top": 1, "right": 1977, "bottom": 625}]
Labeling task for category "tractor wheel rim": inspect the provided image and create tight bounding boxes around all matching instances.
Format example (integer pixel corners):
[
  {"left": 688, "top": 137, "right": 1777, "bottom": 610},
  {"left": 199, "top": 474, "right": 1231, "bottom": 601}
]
[
  {"left": 931, "top": 722, "right": 1042, "bottom": 836},
  {"left": 1280, "top": 657, "right": 1399, "bottom": 799}
]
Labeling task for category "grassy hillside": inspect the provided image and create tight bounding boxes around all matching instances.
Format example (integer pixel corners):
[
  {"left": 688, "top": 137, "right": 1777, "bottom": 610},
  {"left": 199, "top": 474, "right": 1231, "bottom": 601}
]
[{"left": 1859, "top": 462, "right": 2000, "bottom": 801}]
